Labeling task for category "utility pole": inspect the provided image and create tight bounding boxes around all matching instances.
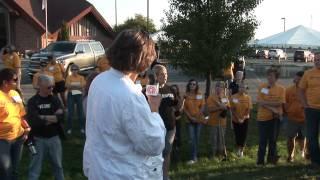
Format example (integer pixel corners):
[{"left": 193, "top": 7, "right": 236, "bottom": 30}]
[
  {"left": 147, "top": 0, "right": 149, "bottom": 32},
  {"left": 115, "top": 0, "right": 118, "bottom": 27}
]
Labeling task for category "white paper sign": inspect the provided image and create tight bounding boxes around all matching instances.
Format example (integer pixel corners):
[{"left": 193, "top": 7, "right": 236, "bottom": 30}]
[
  {"left": 232, "top": 98, "right": 239, "bottom": 103},
  {"left": 221, "top": 98, "right": 228, "bottom": 103},
  {"left": 49, "top": 66, "right": 54, "bottom": 71},
  {"left": 12, "top": 96, "right": 22, "bottom": 103},
  {"left": 71, "top": 90, "right": 82, "bottom": 95},
  {"left": 261, "top": 88, "right": 269, "bottom": 95},
  {"left": 196, "top": 95, "right": 203, "bottom": 100},
  {"left": 146, "top": 84, "right": 159, "bottom": 96}
]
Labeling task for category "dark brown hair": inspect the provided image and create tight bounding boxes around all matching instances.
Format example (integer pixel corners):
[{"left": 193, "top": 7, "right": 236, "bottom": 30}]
[
  {"left": 107, "top": 29, "right": 156, "bottom": 73},
  {"left": 0, "top": 68, "right": 16, "bottom": 87},
  {"left": 186, "top": 79, "right": 199, "bottom": 94}
]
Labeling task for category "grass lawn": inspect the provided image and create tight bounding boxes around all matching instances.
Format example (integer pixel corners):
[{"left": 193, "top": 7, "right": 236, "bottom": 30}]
[{"left": 18, "top": 106, "right": 320, "bottom": 180}]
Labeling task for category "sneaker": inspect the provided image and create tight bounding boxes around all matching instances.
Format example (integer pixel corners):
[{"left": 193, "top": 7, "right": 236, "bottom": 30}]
[
  {"left": 67, "top": 130, "right": 72, "bottom": 135},
  {"left": 187, "top": 160, "right": 196, "bottom": 165},
  {"left": 287, "top": 157, "right": 294, "bottom": 163},
  {"left": 80, "top": 129, "right": 85, "bottom": 134}
]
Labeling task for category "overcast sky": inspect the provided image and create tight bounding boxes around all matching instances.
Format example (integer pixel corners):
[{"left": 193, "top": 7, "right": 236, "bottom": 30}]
[{"left": 87, "top": 0, "right": 320, "bottom": 39}]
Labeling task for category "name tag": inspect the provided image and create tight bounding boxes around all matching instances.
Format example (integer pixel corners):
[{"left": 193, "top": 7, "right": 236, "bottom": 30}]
[
  {"left": 12, "top": 96, "right": 22, "bottom": 103},
  {"left": 221, "top": 98, "right": 228, "bottom": 103},
  {"left": 196, "top": 95, "right": 203, "bottom": 100},
  {"left": 49, "top": 66, "right": 55, "bottom": 71},
  {"left": 9, "top": 56, "right": 13, "bottom": 60},
  {"left": 71, "top": 82, "right": 81, "bottom": 86},
  {"left": 71, "top": 90, "right": 82, "bottom": 95},
  {"left": 232, "top": 98, "right": 239, "bottom": 103},
  {"left": 261, "top": 88, "right": 269, "bottom": 95}
]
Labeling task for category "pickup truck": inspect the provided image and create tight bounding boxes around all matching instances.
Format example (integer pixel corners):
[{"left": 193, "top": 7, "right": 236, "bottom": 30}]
[{"left": 27, "top": 40, "right": 105, "bottom": 78}]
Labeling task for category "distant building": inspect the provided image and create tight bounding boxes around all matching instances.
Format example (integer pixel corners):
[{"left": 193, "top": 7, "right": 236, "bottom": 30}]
[{"left": 0, "top": 0, "right": 114, "bottom": 52}]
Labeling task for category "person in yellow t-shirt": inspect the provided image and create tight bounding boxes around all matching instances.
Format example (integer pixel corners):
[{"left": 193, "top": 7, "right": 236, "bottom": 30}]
[
  {"left": 256, "top": 68, "right": 285, "bottom": 165},
  {"left": 299, "top": 52, "right": 320, "bottom": 168},
  {"left": 96, "top": 56, "right": 110, "bottom": 73},
  {"left": 0, "top": 68, "right": 30, "bottom": 180},
  {"left": 230, "top": 82, "right": 252, "bottom": 157},
  {"left": 285, "top": 71, "right": 308, "bottom": 163},
  {"left": 45, "top": 55, "right": 66, "bottom": 107},
  {"left": 65, "top": 64, "right": 86, "bottom": 135},
  {"left": 1, "top": 46, "right": 22, "bottom": 90},
  {"left": 206, "top": 81, "right": 230, "bottom": 160},
  {"left": 183, "top": 79, "right": 205, "bottom": 164},
  {"left": 32, "top": 61, "right": 53, "bottom": 89}
]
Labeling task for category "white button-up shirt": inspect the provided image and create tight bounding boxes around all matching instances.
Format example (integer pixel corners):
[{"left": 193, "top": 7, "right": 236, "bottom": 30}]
[{"left": 83, "top": 68, "right": 166, "bottom": 180}]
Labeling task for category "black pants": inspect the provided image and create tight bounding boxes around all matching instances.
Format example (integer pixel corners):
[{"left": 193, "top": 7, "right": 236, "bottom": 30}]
[{"left": 232, "top": 119, "right": 249, "bottom": 147}]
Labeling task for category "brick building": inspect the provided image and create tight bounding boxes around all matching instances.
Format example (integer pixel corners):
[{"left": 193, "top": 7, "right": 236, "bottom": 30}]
[{"left": 0, "top": 0, "right": 114, "bottom": 52}]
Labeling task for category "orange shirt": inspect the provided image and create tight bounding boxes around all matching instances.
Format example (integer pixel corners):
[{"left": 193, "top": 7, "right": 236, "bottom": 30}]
[
  {"left": 32, "top": 71, "right": 54, "bottom": 89},
  {"left": 230, "top": 93, "right": 252, "bottom": 122},
  {"left": 66, "top": 74, "right": 86, "bottom": 93},
  {"left": 0, "top": 90, "right": 26, "bottom": 140},
  {"left": 96, "top": 57, "right": 110, "bottom": 72},
  {"left": 299, "top": 67, "right": 320, "bottom": 109},
  {"left": 45, "top": 63, "right": 65, "bottom": 82},
  {"left": 184, "top": 93, "right": 205, "bottom": 122},
  {"left": 2, "top": 52, "right": 21, "bottom": 70},
  {"left": 286, "top": 85, "right": 304, "bottom": 123},
  {"left": 257, "top": 83, "right": 286, "bottom": 121},
  {"left": 207, "top": 95, "right": 230, "bottom": 127}
]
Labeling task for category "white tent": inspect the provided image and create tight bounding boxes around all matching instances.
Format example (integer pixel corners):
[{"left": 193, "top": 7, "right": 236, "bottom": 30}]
[{"left": 255, "top": 25, "right": 320, "bottom": 49}]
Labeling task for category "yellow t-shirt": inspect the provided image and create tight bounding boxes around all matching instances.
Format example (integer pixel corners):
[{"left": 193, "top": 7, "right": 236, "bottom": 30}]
[
  {"left": 207, "top": 95, "right": 230, "bottom": 127},
  {"left": 46, "top": 63, "right": 65, "bottom": 82},
  {"left": 299, "top": 67, "right": 320, "bottom": 109},
  {"left": 184, "top": 93, "right": 205, "bottom": 122},
  {"left": 32, "top": 71, "right": 54, "bottom": 89},
  {"left": 257, "top": 83, "right": 286, "bottom": 121},
  {"left": 96, "top": 57, "right": 110, "bottom": 72},
  {"left": 2, "top": 52, "right": 21, "bottom": 70},
  {"left": 230, "top": 93, "right": 252, "bottom": 122},
  {"left": 286, "top": 85, "right": 304, "bottom": 123},
  {"left": 65, "top": 74, "right": 86, "bottom": 93},
  {"left": 0, "top": 90, "right": 26, "bottom": 140}
]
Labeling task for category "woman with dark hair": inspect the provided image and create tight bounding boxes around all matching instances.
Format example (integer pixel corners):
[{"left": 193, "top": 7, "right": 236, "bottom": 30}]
[
  {"left": 83, "top": 30, "right": 165, "bottom": 179},
  {"left": 171, "top": 84, "right": 184, "bottom": 160},
  {"left": 184, "top": 79, "right": 205, "bottom": 164},
  {"left": 0, "top": 68, "right": 30, "bottom": 180}
]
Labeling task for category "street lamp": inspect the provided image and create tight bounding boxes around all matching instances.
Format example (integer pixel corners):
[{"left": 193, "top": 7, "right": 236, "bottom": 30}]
[
  {"left": 281, "top": 17, "right": 286, "bottom": 32},
  {"left": 115, "top": 0, "right": 118, "bottom": 27}
]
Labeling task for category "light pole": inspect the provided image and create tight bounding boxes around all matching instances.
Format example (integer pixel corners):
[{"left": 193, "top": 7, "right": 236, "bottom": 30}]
[
  {"left": 281, "top": 17, "right": 286, "bottom": 32},
  {"left": 147, "top": 0, "right": 149, "bottom": 32},
  {"left": 115, "top": 0, "right": 118, "bottom": 27}
]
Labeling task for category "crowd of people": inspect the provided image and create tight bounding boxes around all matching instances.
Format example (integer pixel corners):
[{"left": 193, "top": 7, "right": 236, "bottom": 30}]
[{"left": 0, "top": 29, "right": 320, "bottom": 179}]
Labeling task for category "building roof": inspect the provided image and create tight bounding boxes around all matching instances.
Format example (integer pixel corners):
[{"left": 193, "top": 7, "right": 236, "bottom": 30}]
[
  {"left": 4, "top": 0, "right": 114, "bottom": 36},
  {"left": 256, "top": 25, "right": 320, "bottom": 48}
]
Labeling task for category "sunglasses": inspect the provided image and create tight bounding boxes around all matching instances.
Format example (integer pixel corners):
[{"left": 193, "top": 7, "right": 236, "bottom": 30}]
[{"left": 189, "top": 83, "right": 196, "bottom": 86}]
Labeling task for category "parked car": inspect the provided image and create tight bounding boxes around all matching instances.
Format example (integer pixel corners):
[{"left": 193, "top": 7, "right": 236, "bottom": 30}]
[
  {"left": 256, "top": 50, "right": 269, "bottom": 59},
  {"left": 268, "top": 49, "right": 287, "bottom": 61},
  {"left": 27, "top": 40, "right": 105, "bottom": 78},
  {"left": 294, "top": 50, "right": 314, "bottom": 62}
]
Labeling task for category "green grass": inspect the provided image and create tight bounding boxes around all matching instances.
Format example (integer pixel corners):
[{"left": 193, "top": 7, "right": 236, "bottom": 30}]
[{"left": 18, "top": 107, "right": 320, "bottom": 179}]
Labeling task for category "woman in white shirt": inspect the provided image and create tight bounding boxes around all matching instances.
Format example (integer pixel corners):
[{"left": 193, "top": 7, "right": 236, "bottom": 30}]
[{"left": 83, "top": 30, "right": 166, "bottom": 180}]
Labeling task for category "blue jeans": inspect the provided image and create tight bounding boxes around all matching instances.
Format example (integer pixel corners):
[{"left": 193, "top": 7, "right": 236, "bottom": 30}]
[
  {"left": 0, "top": 136, "right": 24, "bottom": 180},
  {"left": 28, "top": 136, "right": 64, "bottom": 180},
  {"left": 67, "top": 93, "right": 85, "bottom": 130},
  {"left": 257, "top": 119, "right": 278, "bottom": 164},
  {"left": 188, "top": 123, "right": 201, "bottom": 161},
  {"left": 305, "top": 108, "right": 320, "bottom": 165}
]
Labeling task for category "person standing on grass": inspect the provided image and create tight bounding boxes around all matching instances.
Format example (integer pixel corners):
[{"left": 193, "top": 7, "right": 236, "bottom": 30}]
[
  {"left": 285, "top": 71, "right": 308, "bottom": 162},
  {"left": 229, "top": 71, "right": 244, "bottom": 95},
  {"left": 45, "top": 55, "right": 67, "bottom": 107},
  {"left": 206, "top": 81, "right": 230, "bottom": 161},
  {"left": 83, "top": 30, "right": 165, "bottom": 179},
  {"left": 184, "top": 79, "right": 205, "bottom": 164},
  {"left": 1, "top": 46, "right": 22, "bottom": 90},
  {"left": 256, "top": 68, "right": 285, "bottom": 165},
  {"left": 0, "top": 68, "right": 30, "bottom": 180},
  {"left": 230, "top": 82, "right": 252, "bottom": 157},
  {"left": 153, "top": 64, "right": 177, "bottom": 180},
  {"left": 299, "top": 52, "right": 320, "bottom": 169},
  {"left": 32, "top": 61, "right": 53, "bottom": 90},
  {"left": 65, "top": 64, "right": 86, "bottom": 135},
  {"left": 27, "top": 75, "right": 64, "bottom": 180}
]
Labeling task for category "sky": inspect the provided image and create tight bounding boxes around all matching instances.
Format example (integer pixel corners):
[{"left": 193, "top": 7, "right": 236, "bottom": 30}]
[{"left": 87, "top": 0, "right": 320, "bottom": 39}]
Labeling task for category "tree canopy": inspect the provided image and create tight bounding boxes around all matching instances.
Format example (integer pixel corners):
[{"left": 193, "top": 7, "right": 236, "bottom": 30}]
[
  {"left": 57, "top": 21, "right": 70, "bottom": 41},
  {"left": 162, "top": 0, "right": 263, "bottom": 96},
  {"left": 114, "top": 14, "right": 157, "bottom": 33}
]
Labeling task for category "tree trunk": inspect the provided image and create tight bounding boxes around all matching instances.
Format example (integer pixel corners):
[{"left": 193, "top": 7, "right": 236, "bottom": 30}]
[{"left": 205, "top": 71, "right": 212, "bottom": 99}]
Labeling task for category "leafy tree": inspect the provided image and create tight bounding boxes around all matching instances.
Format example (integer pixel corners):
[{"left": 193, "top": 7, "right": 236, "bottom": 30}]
[
  {"left": 114, "top": 14, "right": 157, "bottom": 33},
  {"left": 57, "top": 21, "right": 70, "bottom": 41},
  {"left": 162, "top": 0, "right": 262, "bottom": 96}
]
